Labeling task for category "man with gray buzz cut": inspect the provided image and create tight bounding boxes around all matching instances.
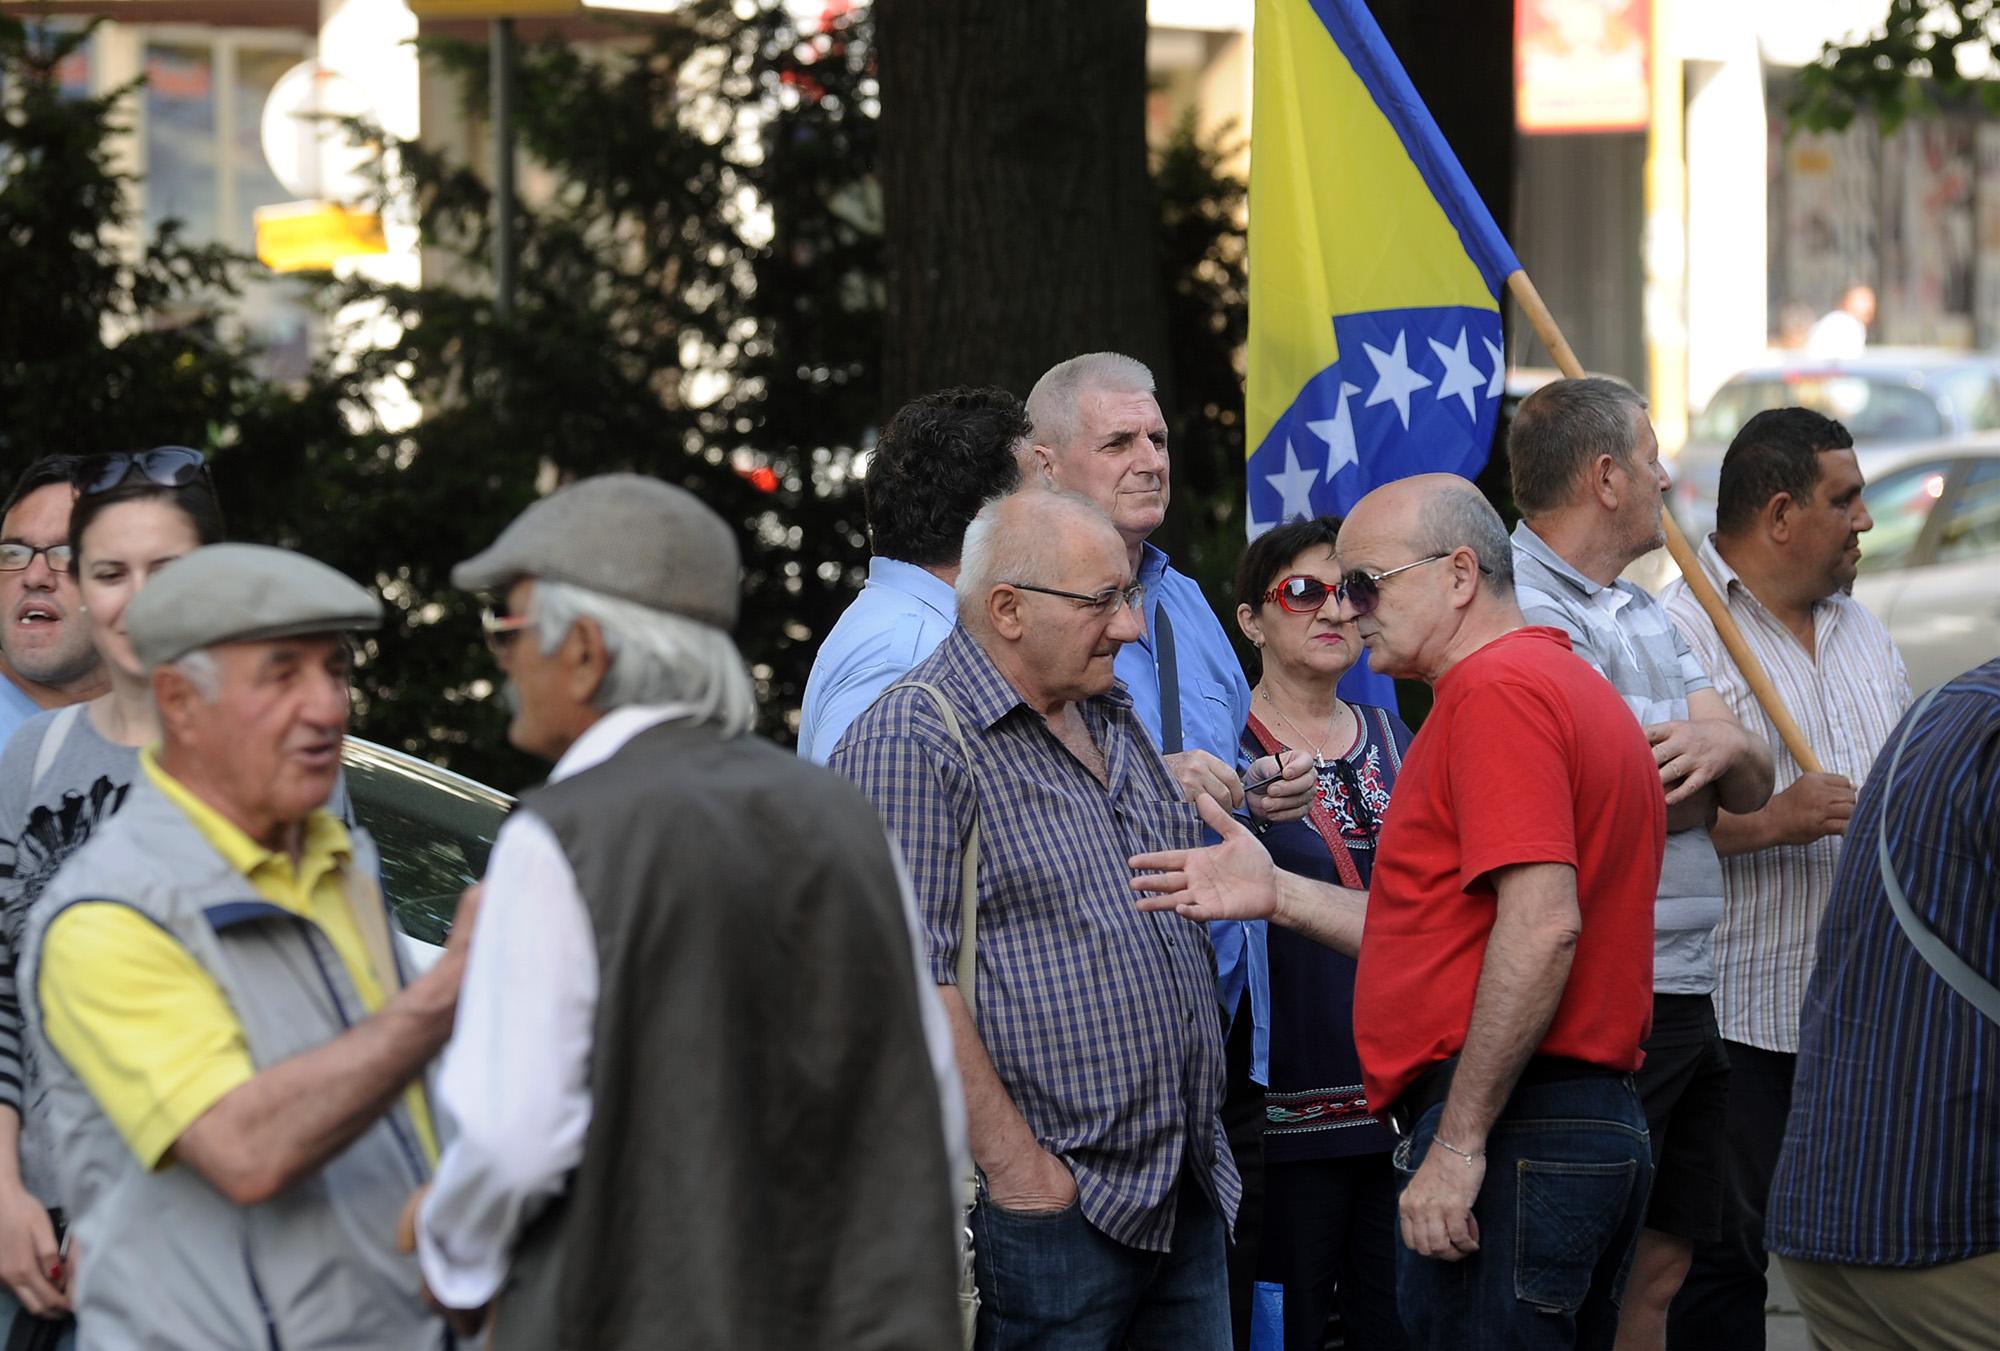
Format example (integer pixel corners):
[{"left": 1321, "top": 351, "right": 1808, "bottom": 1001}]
[
  {"left": 1508, "top": 377, "right": 1774, "bottom": 1351},
  {"left": 415, "top": 473, "right": 961, "bottom": 1350}
]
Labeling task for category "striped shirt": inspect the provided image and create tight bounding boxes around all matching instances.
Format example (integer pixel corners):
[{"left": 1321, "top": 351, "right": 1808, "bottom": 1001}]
[
  {"left": 1512, "top": 522, "right": 1724, "bottom": 995},
  {"left": 1766, "top": 659, "right": 2000, "bottom": 1267},
  {"left": 827, "top": 626, "right": 1240, "bottom": 1252},
  {"left": 1662, "top": 535, "right": 1910, "bottom": 1052}
]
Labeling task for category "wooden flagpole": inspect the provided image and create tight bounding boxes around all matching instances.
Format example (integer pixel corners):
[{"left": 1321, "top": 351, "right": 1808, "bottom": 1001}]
[{"left": 1504, "top": 270, "right": 1827, "bottom": 776}]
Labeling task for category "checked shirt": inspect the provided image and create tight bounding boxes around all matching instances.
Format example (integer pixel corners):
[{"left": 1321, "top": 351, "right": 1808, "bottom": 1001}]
[{"left": 828, "top": 626, "right": 1240, "bottom": 1253}]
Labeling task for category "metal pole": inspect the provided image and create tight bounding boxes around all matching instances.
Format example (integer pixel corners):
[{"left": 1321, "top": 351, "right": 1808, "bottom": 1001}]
[{"left": 491, "top": 16, "right": 516, "bottom": 321}]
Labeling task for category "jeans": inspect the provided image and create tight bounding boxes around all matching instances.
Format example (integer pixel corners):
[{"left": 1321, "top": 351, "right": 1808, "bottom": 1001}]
[
  {"left": 1220, "top": 996, "right": 1265, "bottom": 1351},
  {"left": 1668, "top": 1042, "right": 1793, "bottom": 1351},
  {"left": 0, "top": 1286, "right": 74, "bottom": 1351},
  {"left": 1261, "top": 1153, "right": 1408, "bottom": 1351},
  {"left": 1393, "top": 1074, "right": 1652, "bottom": 1351},
  {"left": 971, "top": 1170, "right": 1231, "bottom": 1351}
]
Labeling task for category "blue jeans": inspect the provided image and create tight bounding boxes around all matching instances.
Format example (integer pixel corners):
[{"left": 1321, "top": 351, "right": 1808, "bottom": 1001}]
[
  {"left": 1393, "top": 1074, "right": 1652, "bottom": 1351},
  {"left": 971, "top": 1171, "right": 1231, "bottom": 1350}
]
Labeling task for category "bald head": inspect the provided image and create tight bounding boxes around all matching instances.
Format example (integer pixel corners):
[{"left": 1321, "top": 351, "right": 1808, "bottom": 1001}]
[
  {"left": 1336, "top": 475, "right": 1519, "bottom": 682},
  {"left": 955, "top": 489, "right": 1124, "bottom": 627}
]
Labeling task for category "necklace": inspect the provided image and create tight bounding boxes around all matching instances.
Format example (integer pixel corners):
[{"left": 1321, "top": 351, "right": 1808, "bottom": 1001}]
[{"left": 1255, "top": 686, "right": 1349, "bottom": 769}]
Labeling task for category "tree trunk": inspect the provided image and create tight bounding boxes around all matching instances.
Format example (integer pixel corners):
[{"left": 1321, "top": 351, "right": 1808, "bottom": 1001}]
[{"left": 876, "top": 0, "right": 1170, "bottom": 410}]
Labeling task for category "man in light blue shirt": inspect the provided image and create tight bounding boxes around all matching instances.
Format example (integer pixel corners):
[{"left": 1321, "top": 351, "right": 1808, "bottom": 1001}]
[
  {"left": 1027, "top": 352, "right": 1313, "bottom": 1349},
  {"left": 799, "top": 388, "right": 1027, "bottom": 762}
]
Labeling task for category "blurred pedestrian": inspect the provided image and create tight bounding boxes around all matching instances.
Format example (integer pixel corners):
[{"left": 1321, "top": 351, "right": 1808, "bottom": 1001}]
[
  {"left": 1506, "top": 380, "right": 1773, "bottom": 1351},
  {"left": 0, "top": 460, "right": 107, "bottom": 747},
  {"left": 1662, "top": 408, "right": 1911, "bottom": 1349},
  {"left": 1766, "top": 657, "right": 2000, "bottom": 1351},
  {"left": 831, "top": 489, "right": 1240, "bottom": 1350},
  {"left": 798, "top": 386, "right": 1025, "bottom": 761},
  {"left": 1806, "top": 285, "right": 1874, "bottom": 358},
  {"left": 1029, "top": 352, "right": 1312, "bottom": 1347},
  {"left": 20, "top": 543, "right": 459, "bottom": 1349},
  {"left": 1134, "top": 475, "right": 1665, "bottom": 1351},
  {"left": 1229, "top": 516, "right": 1410, "bottom": 1351},
  {"left": 0, "top": 449, "right": 223, "bottom": 1348},
  {"left": 418, "top": 474, "right": 960, "bottom": 1350}
]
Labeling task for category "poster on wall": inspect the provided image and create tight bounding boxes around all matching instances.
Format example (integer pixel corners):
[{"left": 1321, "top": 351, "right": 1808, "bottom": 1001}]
[
  {"left": 1972, "top": 125, "right": 2000, "bottom": 347},
  {"left": 1780, "top": 123, "right": 1879, "bottom": 328},
  {"left": 1881, "top": 119, "right": 1975, "bottom": 347},
  {"left": 1516, "top": 0, "right": 1650, "bottom": 134}
]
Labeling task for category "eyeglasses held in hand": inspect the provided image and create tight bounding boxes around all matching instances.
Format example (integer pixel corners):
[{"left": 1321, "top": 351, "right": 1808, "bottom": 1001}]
[
  {"left": 1007, "top": 581, "right": 1147, "bottom": 617},
  {"left": 78, "top": 446, "right": 207, "bottom": 496},
  {"left": 0, "top": 542, "right": 73, "bottom": 573},
  {"left": 480, "top": 606, "right": 535, "bottom": 655}
]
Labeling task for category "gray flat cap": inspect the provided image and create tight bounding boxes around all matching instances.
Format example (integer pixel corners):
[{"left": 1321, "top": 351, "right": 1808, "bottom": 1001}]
[
  {"left": 127, "top": 543, "right": 382, "bottom": 670},
  {"left": 451, "top": 473, "right": 741, "bottom": 630}
]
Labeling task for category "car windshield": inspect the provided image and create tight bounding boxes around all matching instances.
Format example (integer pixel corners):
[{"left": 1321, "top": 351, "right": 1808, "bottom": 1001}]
[
  {"left": 343, "top": 744, "right": 510, "bottom": 945},
  {"left": 1694, "top": 375, "right": 1946, "bottom": 444},
  {"left": 1859, "top": 459, "right": 1956, "bottom": 573}
]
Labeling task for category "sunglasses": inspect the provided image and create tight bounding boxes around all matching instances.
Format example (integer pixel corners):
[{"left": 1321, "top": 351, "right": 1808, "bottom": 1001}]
[
  {"left": 78, "top": 446, "right": 207, "bottom": 496},
  {"left": 1008, "top": 581, "right": 1147, "bottom": 617},
  {"left": 1263, "top": 553, "right": 1495, "bottom": 619},
  {"left": 480, "top": 606, "right": 535, "bottom": 656}
]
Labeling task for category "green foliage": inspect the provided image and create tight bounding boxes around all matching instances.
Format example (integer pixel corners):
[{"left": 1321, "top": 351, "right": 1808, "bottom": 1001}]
[{"left": 1790, "top": 0, "right": 2000, "bottom": 133}]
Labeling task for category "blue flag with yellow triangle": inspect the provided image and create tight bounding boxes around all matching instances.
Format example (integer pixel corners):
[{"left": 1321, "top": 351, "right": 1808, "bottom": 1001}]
[{"left": 1246, "top": 0, "right": 1519, "bottom": 536}]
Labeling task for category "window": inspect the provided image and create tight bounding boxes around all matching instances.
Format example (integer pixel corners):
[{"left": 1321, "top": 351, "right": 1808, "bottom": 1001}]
[
  {"left": 1859, "top": 459, "right": 1956, "bottom": 572},
  {"left": 1695, "top": 376, "right": 1946, "bottom": 445},
  {"left": 1935, "top": 458, "right": 2000, "bottom": 564}
]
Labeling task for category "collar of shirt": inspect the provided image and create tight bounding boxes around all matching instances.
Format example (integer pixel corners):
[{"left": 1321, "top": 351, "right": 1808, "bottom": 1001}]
[
  {"left": 1511, "top": 519, "right": 1631, "bottom": 604},
  {"left": 932, "top": 625, "right": 1136, "bottom": 736},
  {"left": 1696, "top": 533, "right": 1850, "bottom": 647},
  {"left": 140, "top": 745, "right": 351, "bottom": 915},
  {"left": 550, "top": 703, "right": 704, "bottom": 784},
  {"left": 863, "top": 555, "right": 958, "bottom": 620}
]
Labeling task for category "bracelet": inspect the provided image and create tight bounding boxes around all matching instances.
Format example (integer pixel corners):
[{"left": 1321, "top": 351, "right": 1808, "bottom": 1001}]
[{"left": 1432, "top": 1134, "right": 1483, "bottom": 1166}]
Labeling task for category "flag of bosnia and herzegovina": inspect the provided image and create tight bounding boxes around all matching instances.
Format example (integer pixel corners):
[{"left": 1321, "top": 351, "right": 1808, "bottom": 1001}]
[{"left": 1246, "top": 0, "right": 1522, "bottom": 533}]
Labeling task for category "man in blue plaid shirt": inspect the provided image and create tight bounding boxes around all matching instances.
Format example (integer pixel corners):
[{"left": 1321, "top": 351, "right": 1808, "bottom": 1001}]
[{"left": 830, "top": 489, "right": 1239, "bottom": 1350}]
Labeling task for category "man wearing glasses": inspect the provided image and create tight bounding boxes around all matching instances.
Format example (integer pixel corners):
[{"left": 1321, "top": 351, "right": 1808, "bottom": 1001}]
[
  {"left": 0, "top": 459, "right": 107, "bottom": 748},
  {"left": 1133, "top": 474, "right": 1666, "bottom": 1350},
  {"left": 832, "top": 489, "right": 1241, "bottom": 1349}
]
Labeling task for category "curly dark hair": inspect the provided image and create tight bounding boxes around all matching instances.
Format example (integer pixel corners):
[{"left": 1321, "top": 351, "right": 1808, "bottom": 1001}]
[
  {"left": 865, "top": 386, "right": 1027, "bottom": 566},
  {"left": 1233, "top": 516, "right": 1343, "bottom": 615},
  {"left": 1716, "top": 407, "right": 1855, "bottom": 536}
]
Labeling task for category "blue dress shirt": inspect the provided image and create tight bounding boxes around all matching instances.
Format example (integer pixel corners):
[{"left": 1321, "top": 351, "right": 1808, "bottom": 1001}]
[
  {"left": 1117, "top": 544, "right": 1265, "bottom": 1084},
  {"left": 799, "top": 557, "right": 960, "bottom": 764}
]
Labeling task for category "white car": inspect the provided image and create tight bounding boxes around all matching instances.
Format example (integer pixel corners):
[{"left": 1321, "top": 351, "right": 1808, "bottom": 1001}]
[{"left": 1850, "top": 440, "right": 2000, "bottom": 693}]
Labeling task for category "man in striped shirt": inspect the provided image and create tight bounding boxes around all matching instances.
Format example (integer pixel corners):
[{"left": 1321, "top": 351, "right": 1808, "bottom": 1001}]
[{"left": 1662, "top": 407, "right": 1910, "bottom": 1350}]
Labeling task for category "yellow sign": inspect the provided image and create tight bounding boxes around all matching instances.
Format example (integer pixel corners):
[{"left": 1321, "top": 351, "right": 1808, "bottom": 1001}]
[
  {"left": 254, "top": 202, "right": 389, "bottom": 273},
  {"left": 406, "top": 0, "right": 581, "bottom": 17}
]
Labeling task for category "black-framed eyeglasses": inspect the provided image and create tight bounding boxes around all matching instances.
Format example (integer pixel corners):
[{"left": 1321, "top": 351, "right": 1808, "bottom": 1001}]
[
  {"left": 0, "top": 542, "right": 73, "bottom": 574},
  {"left": 1007, "top": 581, "right": 1146, "bottom": 617},
  {"left": 78, "top": 446, "right": 207, "bottom": 496},
  {"left": 480, "top": 606, "right": 535, "bottom": 656},
  {"left": 1334, "top": 552, "right": 1492, "bottom": 618}
]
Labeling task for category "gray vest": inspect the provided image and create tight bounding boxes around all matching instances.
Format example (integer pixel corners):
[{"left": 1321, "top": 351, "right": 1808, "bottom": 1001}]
[
  {"left": 20, "top": 775, "right": 443, "bottom": 1351},
  {"left": 493, "top": 721, "right": 959, "bottom": 1351}
]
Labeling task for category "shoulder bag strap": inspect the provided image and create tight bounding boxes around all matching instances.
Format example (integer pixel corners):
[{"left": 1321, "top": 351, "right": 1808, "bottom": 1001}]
[
  {"left": 30, "top": 704, "right": 84, "bottom": 795},
  {"left": 887, "top": 680, "right": 982, "bottom": 1021},
  {"left": 1877, "top": 684, "right": 2000, "bottom": 1025},
  {"left": 1245, "top": 711, "right": 1364, "bottom": 890}
]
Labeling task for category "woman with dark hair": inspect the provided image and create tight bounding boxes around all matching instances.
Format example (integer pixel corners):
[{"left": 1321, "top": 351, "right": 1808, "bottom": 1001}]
[
  {"left": 1234, "top": 516, "right": 1413, "bottom": 1351},
  {"left": 0, "top": 448, "right": 222, "bottom": 1345}
]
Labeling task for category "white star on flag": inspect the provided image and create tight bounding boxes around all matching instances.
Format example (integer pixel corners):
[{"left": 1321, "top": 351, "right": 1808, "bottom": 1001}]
[
  {"left": 1428, "top": 327, "right": 1483, "bottom": 419},
  {"left": 1363, "top": 331, "right": 1432, "bottom": 430},
  {"left": 1483, "top": 336, "right": 1505, "bottom": 399},
  {"left": 1307, "top": 381, "right": 1364, "bottom": 483},
  {"left": 1265, "top": 439, "right": 1320, "bottom": 522}
]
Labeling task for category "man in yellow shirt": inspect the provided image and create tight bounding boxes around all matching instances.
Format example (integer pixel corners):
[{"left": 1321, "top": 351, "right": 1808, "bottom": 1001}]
[{"left": 21, "top": 544, "right": 475, "bottom": 1351}]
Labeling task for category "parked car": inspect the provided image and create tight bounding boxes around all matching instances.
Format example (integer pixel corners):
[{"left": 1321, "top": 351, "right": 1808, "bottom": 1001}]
[
  {"left": 1849, "top": 439, "right": 2000, "bottom": 693},
  {"left": 1672, "top": 349, "right": 2000, "bottom": 540},
  {"left": 342, "top": 737, "right": 512, "bottom": 966}
]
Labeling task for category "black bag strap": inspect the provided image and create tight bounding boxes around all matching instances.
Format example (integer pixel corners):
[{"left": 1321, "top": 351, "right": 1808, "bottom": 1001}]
[{"left": 1154, "top": 602, "right": 1183, "bottom": 756}]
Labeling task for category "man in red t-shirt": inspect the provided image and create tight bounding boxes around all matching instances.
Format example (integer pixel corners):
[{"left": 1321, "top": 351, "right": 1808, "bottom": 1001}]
[{"left": 1135, "top": 474, "right": 1665, "bottom": 1349}]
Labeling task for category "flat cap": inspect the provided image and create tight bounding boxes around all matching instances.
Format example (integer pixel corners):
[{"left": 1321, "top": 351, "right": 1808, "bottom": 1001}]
[
  {"left": 451, "top": 473, "right": 740, "bottom": 630},
  {"left": 127, "top": 543, "right": 382, "bottom": 670}
]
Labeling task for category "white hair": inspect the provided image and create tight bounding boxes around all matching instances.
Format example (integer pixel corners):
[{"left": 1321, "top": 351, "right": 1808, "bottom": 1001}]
[
  {"left": 954, "top": 488, "right": 1117, "bottom": 626},
  {"left": 167, "top": 647, "right": 222, "bottom": 703},
  {"left": 1025, "top": 352, "right": 1156, "bottom": 455},
  {"left": 532, "top": 579, "right": 755, "bottom": 735}
]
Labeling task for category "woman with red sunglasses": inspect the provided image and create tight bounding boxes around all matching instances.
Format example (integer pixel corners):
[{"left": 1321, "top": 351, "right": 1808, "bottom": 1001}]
[{"left": 1231, "top": 516, "right": 1414, "bottom": 1351}]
